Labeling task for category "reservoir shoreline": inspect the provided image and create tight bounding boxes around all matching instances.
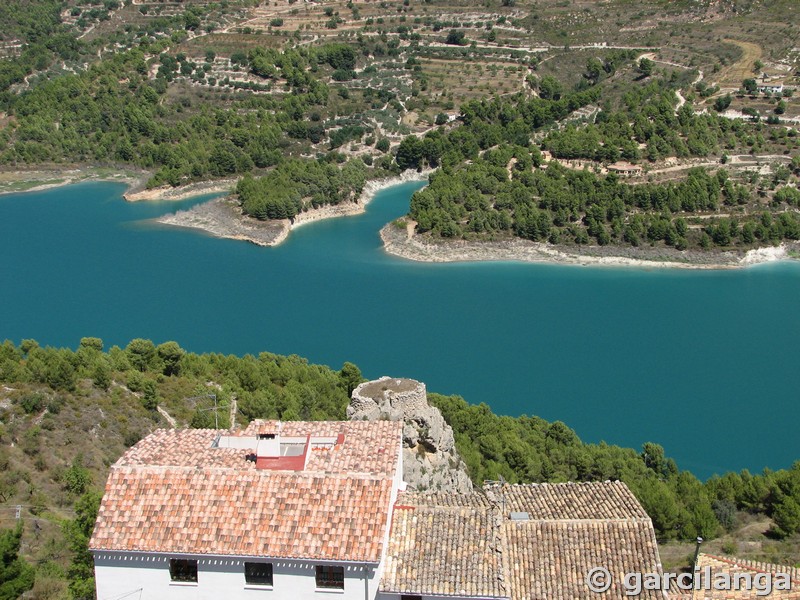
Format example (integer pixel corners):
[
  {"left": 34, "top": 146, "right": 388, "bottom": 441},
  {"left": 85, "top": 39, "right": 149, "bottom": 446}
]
[
  {"left": 0, "top": 167, "right": 147, "bottom": 197},
  {"left": 154, "top": 169, "right": 433, "bottom": 246},
  {"left": 3, "top": 167, "right": 798, "bottom": 269},
  {"left": 380, "top": 223, "right": 800, "bottom": 269}
]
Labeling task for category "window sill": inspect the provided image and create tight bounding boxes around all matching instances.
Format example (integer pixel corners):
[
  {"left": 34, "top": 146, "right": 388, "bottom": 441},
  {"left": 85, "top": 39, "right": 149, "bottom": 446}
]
[
  {"left": 169, "top": 581, "right": 198, "bottom": 587},
  {"left": 315, "top": 588, "right": 345, "bottom": 594},
  {"left": 244, "top": 585, "right": 274, "bottom": 590}
]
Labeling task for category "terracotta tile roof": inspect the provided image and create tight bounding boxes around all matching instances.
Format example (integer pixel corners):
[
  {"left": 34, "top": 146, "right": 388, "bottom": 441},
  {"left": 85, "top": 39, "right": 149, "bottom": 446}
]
[
  {"left": 118, "top": 421, "right": 402, "bottom": 477},
  {"left": 381, "top": 492, "right": 507, "bottom": 598},
  {"left": 288, "top": 421, "right": 402, "bottom": 476},
  {"left": 668, "top": 579, "right": 694, "bottom": 600},
  {"left": 382, "top": 482, "right": 664, "bottom": 600},
  {"left": 396, "top": 490, "right": 492, "bottom": 508},
  {"left": 90, "top": 467, "right": 392, "bottom": 562},
  {"left": 484, "top": 481, "right": 650, "bottom": 520},
  {"left": 240, "top": 420, "right": 281, "bottom": 435},
  {"left": 505, "top": 520, "right": 664, "bottom": 600},
  {"left": 683, "top": 553, "right": 800, "bottom": 599},
  {"left": 117, "top": 429, "right": 251, "bottom": 469},
  {"left": 91, "top": 421, "right": 402, "bottom": 562}
]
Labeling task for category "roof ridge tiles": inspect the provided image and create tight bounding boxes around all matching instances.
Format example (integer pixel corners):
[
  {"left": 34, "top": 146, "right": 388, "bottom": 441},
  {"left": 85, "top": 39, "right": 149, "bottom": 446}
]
[
  {"left": 111, "top": 464, "right": 389, "bottom": 478},
  {"left": 701, "top": 553, "right": 800, "bottom": 583}
]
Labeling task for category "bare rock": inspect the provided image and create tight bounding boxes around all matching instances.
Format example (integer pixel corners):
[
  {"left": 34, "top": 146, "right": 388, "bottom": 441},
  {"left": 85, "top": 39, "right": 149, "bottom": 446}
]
[{"left": 349, "top": 376, "right": 473, "bottom": 494}]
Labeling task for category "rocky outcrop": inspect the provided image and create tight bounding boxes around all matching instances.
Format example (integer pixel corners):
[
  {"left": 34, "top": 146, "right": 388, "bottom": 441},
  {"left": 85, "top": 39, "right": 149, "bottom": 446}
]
[{"left": 349, "top": 376, "right": 473, "bottom": 494}]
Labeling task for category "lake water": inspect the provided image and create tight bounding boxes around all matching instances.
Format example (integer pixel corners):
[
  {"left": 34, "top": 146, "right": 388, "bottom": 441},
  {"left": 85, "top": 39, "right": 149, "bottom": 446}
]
[{"left": 1, "top": 180, "right": 798, "bottom": 479}]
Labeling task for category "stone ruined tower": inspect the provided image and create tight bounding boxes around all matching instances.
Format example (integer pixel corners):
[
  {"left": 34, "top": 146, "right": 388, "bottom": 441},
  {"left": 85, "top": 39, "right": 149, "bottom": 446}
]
[{"left": 348, "top": 376, "right": 472, "bottom": 493}]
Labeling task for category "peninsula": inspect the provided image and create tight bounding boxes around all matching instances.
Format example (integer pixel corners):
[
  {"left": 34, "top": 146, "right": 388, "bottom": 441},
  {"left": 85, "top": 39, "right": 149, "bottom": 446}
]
[
  {"left": 155, "top": 170, "right": 431, "bottom": 246},
  {"left": 380, "top": 219, "right": 799, "bottom": 269}
]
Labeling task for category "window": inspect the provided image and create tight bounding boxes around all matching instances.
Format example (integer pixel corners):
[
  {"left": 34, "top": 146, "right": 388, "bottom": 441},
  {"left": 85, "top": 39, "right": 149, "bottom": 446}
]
[
  {"left": 315, "top": 565, "right": 344, "bottom": 589},
  {"left": 245, "top": 562, "right": 273, "bottom": 586},
  {"left": 169, "top": 559, "right": 198, "bottom": 583}
]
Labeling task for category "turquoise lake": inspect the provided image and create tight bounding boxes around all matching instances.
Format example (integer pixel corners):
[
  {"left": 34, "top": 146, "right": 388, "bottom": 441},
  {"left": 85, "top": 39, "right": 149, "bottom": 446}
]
[{"left": 1, "top": 180, "right": 798, "bottom": 479}]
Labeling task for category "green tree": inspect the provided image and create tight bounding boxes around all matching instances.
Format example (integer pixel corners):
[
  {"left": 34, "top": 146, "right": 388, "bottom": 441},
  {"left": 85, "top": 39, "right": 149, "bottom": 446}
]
[
  {"left": 63, "top": 491, "right": 102, "bottom": 599},
  {"left": 63, "top": 457, "right": 92, "bottom": 495},
  {"left": 641, "top": 442, "right": 676, "bottom": 478},
  {"left": 586, "top": 57, "right": 603, "bottom": 82},
  {"left": 396, "top": 135, "right": 425, "bottom": 170},
  {"left": 79, "top": 337, "right": 103, "bottom": 352},
  {"left": 772, "top": 494, "right": 800, "bottom": 538},
  {"left": 157, "top": 341, "right": 185, "bottom": 376},
  {"left": 445, "top": 30, "right": 467, "bottom": 46},
  {"left": 714, "top": 94, "right": 732, "bottom": 112},
  {"left": 141, "top": 378, "right": 158, "bottom": 410},
  {"left": 47, "top": 353, "right": 77, "bottom": 391},
  {"left": 0, "top": 524, "right": 34, "bottom": 600},
  {"left": 538, "top": 75, "right": 562, "bottom": 100},
  {"left": 126, "top": 338, "right": 156, "bottom": 372},
  {"left": 637, "top": 58, "right": 654, "bottom": 78},
  {"left": 339, "top": 362, "right": 362, "bottom": 396},
  {"left": 635, "top": 478, "right": 682, "bottom": 539}
]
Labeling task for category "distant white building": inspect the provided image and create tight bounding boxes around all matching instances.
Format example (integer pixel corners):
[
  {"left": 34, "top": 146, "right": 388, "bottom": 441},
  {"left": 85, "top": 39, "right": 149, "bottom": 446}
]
[{"left": 757, "top": 84, "right": 784, "bottom": 95}]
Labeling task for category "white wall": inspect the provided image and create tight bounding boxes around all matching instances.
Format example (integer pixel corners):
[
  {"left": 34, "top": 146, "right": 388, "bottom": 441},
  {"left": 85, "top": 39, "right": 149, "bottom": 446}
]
[{"left": 94, "top": 552, "right": 378, "bottom": 600}]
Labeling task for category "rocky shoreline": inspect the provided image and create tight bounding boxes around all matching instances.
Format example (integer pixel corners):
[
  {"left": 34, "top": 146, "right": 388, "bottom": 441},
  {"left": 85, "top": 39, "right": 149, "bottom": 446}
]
[
  {"left": 157, "top": 195, "right": 289, "bottom": 246},
  {"left": 380, "top": 223, "right": 800, "bottom": 270},
  {"left": 0, "top": 167, "right": 146, "bottom": 196},
  {"left": 155, "top": 169, "right": 431, "bottom": 246},
  {"left": 123, "top": 178, "right": 238, "bottom": 202}
]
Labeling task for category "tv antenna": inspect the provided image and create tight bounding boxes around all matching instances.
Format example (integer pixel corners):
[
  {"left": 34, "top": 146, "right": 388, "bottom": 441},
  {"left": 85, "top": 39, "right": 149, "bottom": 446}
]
[{"left": 187, "top": 394, "right": 219, "bottom": 428}]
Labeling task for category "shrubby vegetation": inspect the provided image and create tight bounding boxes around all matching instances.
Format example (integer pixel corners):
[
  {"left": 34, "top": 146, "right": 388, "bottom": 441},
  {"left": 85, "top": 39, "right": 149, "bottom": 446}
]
[
  {"left": 0, "top": 47, "right": 334, "bottom": 188},
  {"left": 540, "top": 81, "right": 795, "bottom": 162},
  {"left": 389, "top": 82, "right": 800, "bottom": 251},
  {"left": 0, "top": 1, "right": 82, "bottom": 93},
  {"left": 409, "top": 155, "right": 800, "bottom": 249},
  {"left": 430, "top": 392, "right": 800, "bottom": 543},
  {"left": 236, "top": 158, "right": 368, "bottom": 219},
  {"left": 1, "top": 337, "right": 799, "bottom": 597},
  {"left": 0, "top": 27, "right": 372, "bottom": 190},
  {"left": 0, "top": 337, "right": 358, "bottom": 596},
  {"left": 0, "top": 524, "right": 34, "bottom": 599},
  {"left": 392, "top": 88, "right": 601, "bottom": 173}
]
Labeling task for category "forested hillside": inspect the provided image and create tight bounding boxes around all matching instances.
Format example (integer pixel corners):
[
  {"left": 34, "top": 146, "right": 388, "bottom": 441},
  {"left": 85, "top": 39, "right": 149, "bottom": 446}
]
[
  {"left": 1, "top": 338, "right": 799, "bottom": 597},
  {"left": 401, "top": 80, "right": 800, "bottom": 251},
  {"left": 0, "top": 0, "right": 797, "bottom": 254}
]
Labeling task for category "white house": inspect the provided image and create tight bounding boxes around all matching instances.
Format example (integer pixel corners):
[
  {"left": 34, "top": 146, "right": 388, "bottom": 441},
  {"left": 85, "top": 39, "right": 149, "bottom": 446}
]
[
  {"left": 757, "top": 84, "right": 784, "bottom": 95},
  {"left": 90, "top": 420, "right": 405, "bottom": 600},
  {"left": 92, "top": 420, "right": 668, "bottom": 600}
]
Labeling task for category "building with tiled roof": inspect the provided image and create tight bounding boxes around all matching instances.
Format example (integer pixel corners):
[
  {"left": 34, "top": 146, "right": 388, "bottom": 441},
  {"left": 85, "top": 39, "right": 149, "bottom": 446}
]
[
  {"left": 91, "top": 419, "right": 671, "bottom": 600},
  {"left": 379, "top": 482, "right": 668, "bottom": 600},
  {"left": 381, "top": 492, "right": 506, "bottom": 599},
  {"left": 91, "top": 420, "right": 404, "bottom": 600},
  {"left": 681, "top": 553, "right": 800, "bottom": 599}
]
